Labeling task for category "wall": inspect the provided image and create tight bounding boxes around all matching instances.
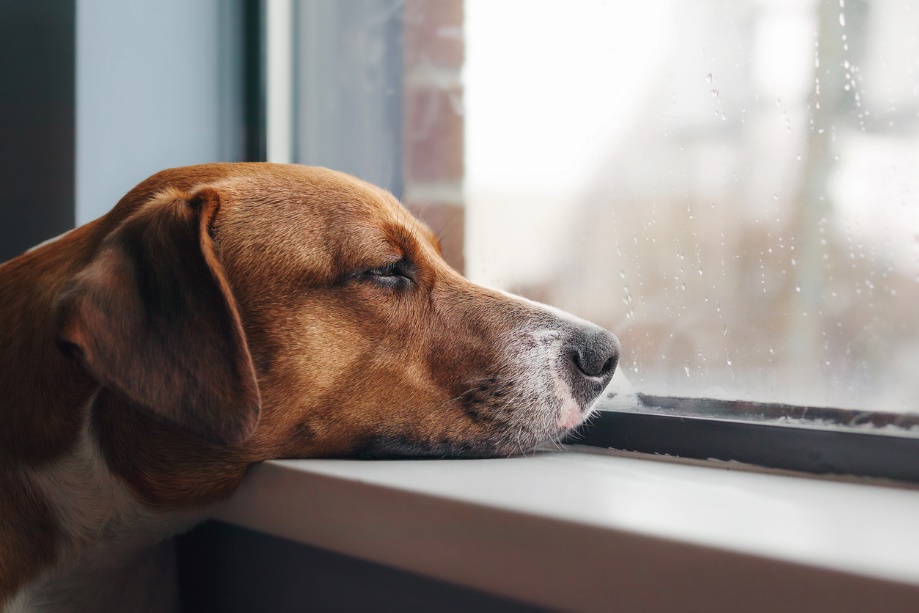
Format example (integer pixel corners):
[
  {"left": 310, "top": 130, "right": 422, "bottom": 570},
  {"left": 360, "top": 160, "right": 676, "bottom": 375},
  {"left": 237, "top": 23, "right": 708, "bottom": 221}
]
[{"left": 75, "top": 0, "right": 248, "bottom": 224}]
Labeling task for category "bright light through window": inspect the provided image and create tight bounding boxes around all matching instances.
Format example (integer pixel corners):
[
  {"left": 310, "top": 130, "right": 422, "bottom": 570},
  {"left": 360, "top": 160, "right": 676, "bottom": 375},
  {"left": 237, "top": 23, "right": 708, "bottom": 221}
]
[{"left": 465, "top": 0, "right": 919, "bottom": 412}]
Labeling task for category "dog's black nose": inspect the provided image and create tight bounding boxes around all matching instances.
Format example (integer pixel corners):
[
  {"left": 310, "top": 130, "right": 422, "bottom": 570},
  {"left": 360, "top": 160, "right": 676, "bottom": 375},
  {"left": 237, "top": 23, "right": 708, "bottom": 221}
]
[{"left": 569, "top": 329, "right": 620, "bottom": 380}]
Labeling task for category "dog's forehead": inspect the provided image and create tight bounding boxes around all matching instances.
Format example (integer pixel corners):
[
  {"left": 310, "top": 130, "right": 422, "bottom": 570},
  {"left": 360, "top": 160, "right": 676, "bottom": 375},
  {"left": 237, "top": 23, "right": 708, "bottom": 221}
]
[
  {"left": 227, "top": 166, "right": 398, "bottom": 215},
  {"left": 212, "top": 166, "right": 437, "bottom": 279}
]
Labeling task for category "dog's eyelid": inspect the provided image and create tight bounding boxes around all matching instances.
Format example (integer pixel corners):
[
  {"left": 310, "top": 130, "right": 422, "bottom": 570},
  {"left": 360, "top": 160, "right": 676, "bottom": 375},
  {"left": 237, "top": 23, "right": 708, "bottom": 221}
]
[
  {"left": 363, "top": 263, "right": 398, "bottom": 278},
  {"left": 359, "top": 254, "right": 412, "bottom": 275},
  {"left": 352, "top": 257, "right": 416, "bottom": 289},
  {"left": 374, "top": 260, "right": 413, "bottom": 277}
]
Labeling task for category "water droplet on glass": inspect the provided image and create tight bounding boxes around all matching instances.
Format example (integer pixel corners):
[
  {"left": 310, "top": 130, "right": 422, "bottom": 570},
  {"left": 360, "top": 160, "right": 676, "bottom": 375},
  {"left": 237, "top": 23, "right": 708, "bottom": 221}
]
[
  {"left": 839, "top": 13, "right": 846, "bottom": 26},
  {"left": 727, "top": 359, "right": 733, "bottom": 366},
  {"left": 796, "top": 154, "right": 802, "bottom": 161},
  {"left": 795, "top": 285, "right": 801, "bottom": 292},
  {"left": 684, "top": 365, "right": 690, "bottom": 377},
  {"left": 721, "top": 112, "right": 726, "bottom": 121},
  {"left": 711, "top": 89, "right": 720, "bottom": 98},
  {"left": 705, "top": 73, "right": 713, "bottom": 83},
  {"left": 844, "top": 60, "right": 850, "bottom": 69},
  {"left": 619, "top": 269, "right": 626, "bottom": 279}
]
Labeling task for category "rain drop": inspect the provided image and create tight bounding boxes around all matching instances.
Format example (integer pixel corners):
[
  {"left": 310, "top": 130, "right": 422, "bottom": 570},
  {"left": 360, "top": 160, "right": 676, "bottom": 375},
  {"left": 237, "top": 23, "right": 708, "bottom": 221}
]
[
  {"left": 711, "top": 89, "right": 720, "bottom": 98},
  {"left": 839, "top": 13, "right": 846, "bottom": 26},
  {"left": 705, "top": 73, "right": 713, "bottom": 83}
]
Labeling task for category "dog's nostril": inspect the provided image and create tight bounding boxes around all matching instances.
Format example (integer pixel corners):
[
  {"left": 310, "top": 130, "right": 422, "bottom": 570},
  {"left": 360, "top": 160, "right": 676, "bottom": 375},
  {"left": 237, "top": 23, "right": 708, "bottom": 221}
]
[
  {"left": 570, "top": 331, "right": 620, "bottom": 379},
  {"left": 600, "top": 354, "right": 618, "bottom": 376}
]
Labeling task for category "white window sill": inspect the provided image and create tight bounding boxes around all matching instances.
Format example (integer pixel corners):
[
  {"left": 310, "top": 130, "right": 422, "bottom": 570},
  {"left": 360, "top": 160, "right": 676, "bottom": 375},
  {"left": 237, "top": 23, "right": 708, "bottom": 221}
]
[{"left": 212, "top": 448, "right": 919, "bottom": 611}]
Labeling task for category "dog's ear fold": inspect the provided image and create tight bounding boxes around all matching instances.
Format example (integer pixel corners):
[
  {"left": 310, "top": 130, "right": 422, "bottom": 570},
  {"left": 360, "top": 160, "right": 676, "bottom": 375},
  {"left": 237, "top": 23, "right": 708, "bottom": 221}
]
[{"left": 56, "top": 188, "right": 260, "bottom": 446}]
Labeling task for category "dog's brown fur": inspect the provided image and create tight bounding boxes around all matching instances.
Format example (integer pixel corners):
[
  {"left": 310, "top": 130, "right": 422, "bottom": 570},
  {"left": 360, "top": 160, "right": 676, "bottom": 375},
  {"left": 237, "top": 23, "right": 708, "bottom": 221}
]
[{"left": 0, "top": 163, "right": 618, "bottom": 607}]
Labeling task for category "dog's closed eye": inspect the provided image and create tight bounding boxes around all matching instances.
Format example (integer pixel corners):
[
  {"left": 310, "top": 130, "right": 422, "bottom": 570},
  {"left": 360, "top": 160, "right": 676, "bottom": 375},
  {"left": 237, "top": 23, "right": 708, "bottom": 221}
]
[{"left": 358, "top": 260, "right": 415, "bottom": 289}]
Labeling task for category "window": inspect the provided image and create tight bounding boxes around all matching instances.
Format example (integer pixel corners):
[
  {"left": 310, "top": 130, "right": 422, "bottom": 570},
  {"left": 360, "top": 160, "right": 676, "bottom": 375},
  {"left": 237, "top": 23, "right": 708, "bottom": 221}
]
[
  {"left": 279, "top": 0, "right": 919, "bottom": 480},
  {"left": 465, "top": 0, "right": 919, "bottom": 414}
]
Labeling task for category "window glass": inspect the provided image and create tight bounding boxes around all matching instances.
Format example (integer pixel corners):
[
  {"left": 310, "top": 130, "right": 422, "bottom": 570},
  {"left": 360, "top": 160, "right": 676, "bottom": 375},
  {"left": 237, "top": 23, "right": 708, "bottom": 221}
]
[{"left": 465, "top": 0, "right": 919, "bottom": 413}]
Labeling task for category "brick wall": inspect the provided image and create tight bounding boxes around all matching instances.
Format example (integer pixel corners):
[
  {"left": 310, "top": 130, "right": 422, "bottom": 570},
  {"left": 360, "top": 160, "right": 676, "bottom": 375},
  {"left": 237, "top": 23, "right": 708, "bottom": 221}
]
[{"left": 402, "top": 0, "right": 465, "bottom": 273}]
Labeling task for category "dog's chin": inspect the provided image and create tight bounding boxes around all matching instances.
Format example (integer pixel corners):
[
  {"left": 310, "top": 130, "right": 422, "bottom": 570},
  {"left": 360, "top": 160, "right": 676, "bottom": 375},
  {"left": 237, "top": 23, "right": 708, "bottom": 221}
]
[
  {"left": 354, "top": 446, "right": 546, "bottom": 460},
  {"left": 352, "top": 411, "right": 596, "bottom": 460},
  {"left": 351, "top": 435, "right": 511, "bottom": 459}
]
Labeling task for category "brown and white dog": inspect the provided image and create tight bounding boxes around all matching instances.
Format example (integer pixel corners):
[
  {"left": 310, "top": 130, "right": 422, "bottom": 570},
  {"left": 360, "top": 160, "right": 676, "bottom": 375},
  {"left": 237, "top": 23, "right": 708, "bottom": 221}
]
[{"left": 0, "top": 163, "right": 619, "bottom": 611}]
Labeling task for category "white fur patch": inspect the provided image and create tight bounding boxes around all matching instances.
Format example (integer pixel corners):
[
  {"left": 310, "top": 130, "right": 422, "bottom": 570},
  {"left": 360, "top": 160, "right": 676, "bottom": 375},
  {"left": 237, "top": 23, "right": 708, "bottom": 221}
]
[
  {"left": 495, "top": 293, "right": 608, "bottom": 450},
  {"left": 11, "top": 403, "right": 203, "bottom": 612}
]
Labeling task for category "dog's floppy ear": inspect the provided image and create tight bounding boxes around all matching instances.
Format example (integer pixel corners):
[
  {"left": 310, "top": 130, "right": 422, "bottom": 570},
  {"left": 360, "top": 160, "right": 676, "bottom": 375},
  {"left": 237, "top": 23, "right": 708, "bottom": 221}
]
[{"left": 56, "top": 188, "right": 260, "bottom": 446}]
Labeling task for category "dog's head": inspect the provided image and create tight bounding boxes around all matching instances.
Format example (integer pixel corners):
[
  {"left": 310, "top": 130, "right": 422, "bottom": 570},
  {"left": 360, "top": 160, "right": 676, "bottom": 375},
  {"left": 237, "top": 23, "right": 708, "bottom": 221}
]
[{"left": 57, "top": 164, "right": 618, "bottom": 460}]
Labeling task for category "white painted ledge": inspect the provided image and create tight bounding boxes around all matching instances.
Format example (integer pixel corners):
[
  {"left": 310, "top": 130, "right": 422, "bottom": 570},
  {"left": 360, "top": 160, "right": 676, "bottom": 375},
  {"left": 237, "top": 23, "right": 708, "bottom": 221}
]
[{"left": 212, "top": 448, "right": 919, "bottom": 612}]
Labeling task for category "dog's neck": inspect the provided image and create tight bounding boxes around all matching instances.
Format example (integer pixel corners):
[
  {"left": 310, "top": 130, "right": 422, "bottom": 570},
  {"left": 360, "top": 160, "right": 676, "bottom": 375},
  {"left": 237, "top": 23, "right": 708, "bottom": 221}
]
[{"left": 7, "top": 413, "right": 203, "bottom": 613}]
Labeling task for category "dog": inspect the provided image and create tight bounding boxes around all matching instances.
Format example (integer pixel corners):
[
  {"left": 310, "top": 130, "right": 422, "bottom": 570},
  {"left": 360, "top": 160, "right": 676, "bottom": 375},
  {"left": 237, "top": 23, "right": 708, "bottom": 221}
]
[{"left": 0, "top": 163, "right": 619, "bottom": 611}]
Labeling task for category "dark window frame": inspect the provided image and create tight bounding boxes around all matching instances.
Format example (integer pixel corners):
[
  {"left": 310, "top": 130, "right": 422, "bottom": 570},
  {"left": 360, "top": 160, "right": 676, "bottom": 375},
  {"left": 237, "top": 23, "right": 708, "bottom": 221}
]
[{"left": 567, "top": 396, "right": 919, "bottom": 484}]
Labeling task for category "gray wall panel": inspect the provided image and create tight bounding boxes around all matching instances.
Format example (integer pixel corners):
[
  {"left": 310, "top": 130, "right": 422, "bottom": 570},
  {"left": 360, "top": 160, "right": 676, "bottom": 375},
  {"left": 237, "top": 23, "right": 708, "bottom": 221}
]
[{"left": 76, "top": 0, "right": 246, "bottom": 224}]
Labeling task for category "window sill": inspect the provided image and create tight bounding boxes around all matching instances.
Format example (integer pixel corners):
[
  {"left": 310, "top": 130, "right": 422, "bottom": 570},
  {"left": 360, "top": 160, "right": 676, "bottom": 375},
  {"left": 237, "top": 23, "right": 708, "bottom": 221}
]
[{"left": 212, "top": 449, "right": 919, "bottom": 611}]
